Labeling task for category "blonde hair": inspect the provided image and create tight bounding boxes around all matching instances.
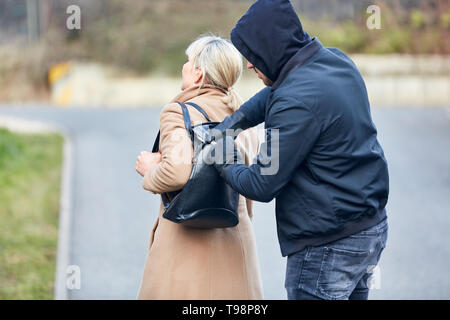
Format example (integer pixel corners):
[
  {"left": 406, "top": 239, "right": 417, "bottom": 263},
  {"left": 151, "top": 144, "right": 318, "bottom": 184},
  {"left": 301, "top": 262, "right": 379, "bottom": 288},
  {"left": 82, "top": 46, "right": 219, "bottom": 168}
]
[{"left": 186, "top": 35, "right": 243, "bottom": 111}]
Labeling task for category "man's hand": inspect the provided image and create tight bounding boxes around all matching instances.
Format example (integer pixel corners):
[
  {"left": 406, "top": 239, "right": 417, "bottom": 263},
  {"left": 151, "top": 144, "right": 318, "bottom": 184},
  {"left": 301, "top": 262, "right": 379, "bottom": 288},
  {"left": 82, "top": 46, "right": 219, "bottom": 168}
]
[
  {"left": 204, "top": 136, "right": 244, "bottom": 177},
  {"left": 204, "top": 110, "right": 247, "bottom": 144},
  {"left": 136, "top": 151, "right": 162, "bottom": 177}
]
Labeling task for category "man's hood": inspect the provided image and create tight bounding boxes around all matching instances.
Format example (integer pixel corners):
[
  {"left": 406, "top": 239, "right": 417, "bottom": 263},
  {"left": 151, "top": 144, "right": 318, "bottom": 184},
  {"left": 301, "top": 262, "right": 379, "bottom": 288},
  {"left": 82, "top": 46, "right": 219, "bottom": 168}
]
[{"left": 231, "top": 0, "right": 311, "bottom": 83}]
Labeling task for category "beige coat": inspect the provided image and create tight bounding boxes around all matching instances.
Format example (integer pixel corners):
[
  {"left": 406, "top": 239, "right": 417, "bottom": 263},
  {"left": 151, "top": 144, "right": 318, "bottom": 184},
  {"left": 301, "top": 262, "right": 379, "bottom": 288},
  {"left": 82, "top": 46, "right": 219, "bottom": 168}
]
[{"left": 137, "top": 84, "right": 263, "bottom": 300}]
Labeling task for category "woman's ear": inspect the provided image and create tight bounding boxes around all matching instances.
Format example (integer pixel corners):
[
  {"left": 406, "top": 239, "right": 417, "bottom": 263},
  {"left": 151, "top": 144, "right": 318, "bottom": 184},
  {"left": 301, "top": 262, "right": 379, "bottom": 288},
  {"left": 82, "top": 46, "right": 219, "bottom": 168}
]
[{"left": 193, "top": 67, "right": 203, "bottom": 85}]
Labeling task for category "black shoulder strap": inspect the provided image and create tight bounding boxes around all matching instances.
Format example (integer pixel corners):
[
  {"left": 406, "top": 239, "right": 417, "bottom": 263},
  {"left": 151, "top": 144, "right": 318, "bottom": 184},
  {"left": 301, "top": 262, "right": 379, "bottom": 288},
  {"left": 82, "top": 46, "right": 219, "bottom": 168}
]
[
  {"left": 151, "top": 131, "right": 160, "bottom": 153},
  {"left": 176, "top": 101, "right": 192, "bottom": 135},
  {"left": 185, "top": 102, "right": 211, "bottom": 122},
  {"left": 151, "top": 102, "right": 192, "bottom": 155},
  {"left": 158, "top": 101, "right": 210, "bottom": 209},
  {"left": 153, "top": 101, "right": 210, "bottom": 152}
]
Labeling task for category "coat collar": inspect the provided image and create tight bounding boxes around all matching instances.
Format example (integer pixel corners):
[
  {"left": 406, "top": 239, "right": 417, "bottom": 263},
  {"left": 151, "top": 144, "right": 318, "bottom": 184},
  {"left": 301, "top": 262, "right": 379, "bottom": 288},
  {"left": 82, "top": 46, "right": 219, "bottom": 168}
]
[
  {"left": 271, "top": 37, "right": 324, "bottom": 90},
  {"left": 170, "top": 84, "right": 228, "bottom": 104}
]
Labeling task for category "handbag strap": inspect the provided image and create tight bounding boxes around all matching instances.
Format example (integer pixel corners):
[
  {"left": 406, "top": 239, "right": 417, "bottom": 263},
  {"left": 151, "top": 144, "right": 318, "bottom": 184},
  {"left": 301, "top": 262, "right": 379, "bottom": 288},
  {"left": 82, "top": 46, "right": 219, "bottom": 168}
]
[
  {"left": 159, "top": 101, "right": 211, "bottom": 209},
  {"left": 176, "top": 102, "right": 192, "bottom": 139},
  {"left": 176, "top": 101, "right": 212, "bottom": 140},
  {"left": 151, "top": 131, "right": 160, "bottom": 153},
  {"left": 185, "top": 102, "right": 211, "bottom": 122},
  {"left": 153, "top": 101, "right": 210, "bottom": 152}
]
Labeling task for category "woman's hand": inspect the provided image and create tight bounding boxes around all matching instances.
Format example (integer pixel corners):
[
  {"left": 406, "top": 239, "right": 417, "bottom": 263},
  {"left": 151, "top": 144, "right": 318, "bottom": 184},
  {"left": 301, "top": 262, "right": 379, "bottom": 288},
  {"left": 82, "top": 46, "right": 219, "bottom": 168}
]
[{"left": 136, "top": 151, "right": 162, "bottom": 177}]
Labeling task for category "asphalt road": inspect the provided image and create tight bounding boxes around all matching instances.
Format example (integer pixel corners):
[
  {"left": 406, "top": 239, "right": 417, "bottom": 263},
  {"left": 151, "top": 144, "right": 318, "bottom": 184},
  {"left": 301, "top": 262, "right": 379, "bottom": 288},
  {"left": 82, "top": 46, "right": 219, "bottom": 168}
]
[{"left": 1, "top": 105, "right": 449, "bottom": 300}]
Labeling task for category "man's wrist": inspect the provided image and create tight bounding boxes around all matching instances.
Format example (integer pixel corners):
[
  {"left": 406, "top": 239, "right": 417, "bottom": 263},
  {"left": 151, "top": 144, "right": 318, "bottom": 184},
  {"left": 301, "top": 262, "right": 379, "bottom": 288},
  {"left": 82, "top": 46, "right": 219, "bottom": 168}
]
[{"left": 206, "top": 110, "right": 247, "bottom": 143}]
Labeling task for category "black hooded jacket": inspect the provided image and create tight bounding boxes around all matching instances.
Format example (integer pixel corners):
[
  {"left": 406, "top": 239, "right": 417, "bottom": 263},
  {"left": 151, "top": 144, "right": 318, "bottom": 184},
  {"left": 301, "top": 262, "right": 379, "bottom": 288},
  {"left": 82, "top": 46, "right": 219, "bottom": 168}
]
[
  {"left": 213, "top": 0, "right": 389, "bottom": 256},
  {"left": 231, "top": 0, "right": 311, "bottom": 83}
]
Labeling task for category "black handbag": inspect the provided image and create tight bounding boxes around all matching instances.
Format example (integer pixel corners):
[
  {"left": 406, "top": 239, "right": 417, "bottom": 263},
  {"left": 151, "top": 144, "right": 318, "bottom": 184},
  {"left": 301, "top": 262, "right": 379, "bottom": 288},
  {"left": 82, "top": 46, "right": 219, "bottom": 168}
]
[{"left": 151, "top": 101, "right": 239, "bottom": 229}]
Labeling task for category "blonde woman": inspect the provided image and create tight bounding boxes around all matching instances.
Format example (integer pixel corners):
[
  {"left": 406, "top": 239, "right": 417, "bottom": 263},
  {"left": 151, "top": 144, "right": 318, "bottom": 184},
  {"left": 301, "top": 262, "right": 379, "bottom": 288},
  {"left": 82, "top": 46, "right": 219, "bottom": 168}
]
[{"left": 135, "top": 35, "right": 263, "bottom": 299}]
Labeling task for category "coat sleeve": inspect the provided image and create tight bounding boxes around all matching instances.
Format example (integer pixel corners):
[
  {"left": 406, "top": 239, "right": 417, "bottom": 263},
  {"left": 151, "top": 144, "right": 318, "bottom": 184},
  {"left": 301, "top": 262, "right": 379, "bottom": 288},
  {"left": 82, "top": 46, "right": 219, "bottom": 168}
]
[
  {"left": 215, "top": 96, "right": 321, "bottom": 203},
  {"left": 142, "top": 103, "right": 193, "bottom": 194}
]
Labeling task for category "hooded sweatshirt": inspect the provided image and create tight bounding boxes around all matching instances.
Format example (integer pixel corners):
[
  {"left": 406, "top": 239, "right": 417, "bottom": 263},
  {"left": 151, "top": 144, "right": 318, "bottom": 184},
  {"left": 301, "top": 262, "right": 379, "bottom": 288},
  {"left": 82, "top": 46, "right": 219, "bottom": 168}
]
[
  {"left": 230, "top": 0, "right": 311, "bottom": 83},
  {"left": 213, "top": 0, "right": 389, "bottom": 257}
]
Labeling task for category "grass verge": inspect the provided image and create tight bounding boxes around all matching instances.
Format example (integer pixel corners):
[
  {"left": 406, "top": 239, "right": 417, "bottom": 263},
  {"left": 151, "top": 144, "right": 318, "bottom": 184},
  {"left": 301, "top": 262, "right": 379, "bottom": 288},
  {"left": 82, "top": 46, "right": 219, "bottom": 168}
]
[{"left": 0, "top": 128, "right": 63, "bottom": 299}]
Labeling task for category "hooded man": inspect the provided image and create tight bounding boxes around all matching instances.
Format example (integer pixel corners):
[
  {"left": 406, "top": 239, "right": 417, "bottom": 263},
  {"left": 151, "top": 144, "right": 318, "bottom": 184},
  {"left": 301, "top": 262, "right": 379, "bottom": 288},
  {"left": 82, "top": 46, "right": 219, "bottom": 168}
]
[{"left": 209, "top": 0, "right": 389, "bottom": 300}]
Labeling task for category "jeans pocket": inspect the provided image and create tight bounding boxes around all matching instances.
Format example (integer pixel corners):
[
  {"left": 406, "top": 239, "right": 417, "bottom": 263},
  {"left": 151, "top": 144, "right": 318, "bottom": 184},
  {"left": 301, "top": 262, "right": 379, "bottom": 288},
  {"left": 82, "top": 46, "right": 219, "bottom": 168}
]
[
  {"left": 317, "top": 247, "right": 371, "bottom": 300},
  {"left": 285, "top": 248, "right": 308, "bottom": 289}
]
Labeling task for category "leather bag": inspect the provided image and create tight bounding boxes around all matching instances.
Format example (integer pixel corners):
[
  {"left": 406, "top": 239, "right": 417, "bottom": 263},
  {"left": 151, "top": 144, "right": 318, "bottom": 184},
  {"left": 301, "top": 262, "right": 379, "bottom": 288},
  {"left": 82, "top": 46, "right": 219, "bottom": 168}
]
[{"left": 151, "top": 101, "right": 239, "bottom": 229}]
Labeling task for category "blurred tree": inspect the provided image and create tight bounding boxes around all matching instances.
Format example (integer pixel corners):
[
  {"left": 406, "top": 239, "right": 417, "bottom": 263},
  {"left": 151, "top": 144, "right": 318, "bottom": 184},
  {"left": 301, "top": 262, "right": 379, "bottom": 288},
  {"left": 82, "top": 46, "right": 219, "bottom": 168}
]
[
  {"left": 410, "top": 9, "right": 426, "bottom": 28},
  {"left": 0, "top": 0, "right": 448, "bottom": 102}
]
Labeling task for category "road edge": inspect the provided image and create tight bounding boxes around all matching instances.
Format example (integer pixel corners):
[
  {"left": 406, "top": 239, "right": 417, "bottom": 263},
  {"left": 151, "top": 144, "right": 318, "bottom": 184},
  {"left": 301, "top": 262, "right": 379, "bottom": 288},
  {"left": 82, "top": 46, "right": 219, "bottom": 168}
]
[{"left": 53, "top": 125, "right": 73, "bottom": 300}]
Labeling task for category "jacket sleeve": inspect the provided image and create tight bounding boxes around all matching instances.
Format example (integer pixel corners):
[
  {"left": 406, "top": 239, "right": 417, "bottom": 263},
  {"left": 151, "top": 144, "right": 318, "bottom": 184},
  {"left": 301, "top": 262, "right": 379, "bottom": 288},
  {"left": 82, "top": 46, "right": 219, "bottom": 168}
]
[
  {"left": 142, "top": 103, "right": 193, "bottom": 194},
  {"left": 235, "top": 127, "right": 260, "bottom": 220},
  {"left": 238, "top": 86, "right": 271, "bottom": 128},
  {"left": 206, "top": 87, "right": 271, "bottom": 142},
  {"left": 215, "top": 96, "right": 321, "bottom": 203}
]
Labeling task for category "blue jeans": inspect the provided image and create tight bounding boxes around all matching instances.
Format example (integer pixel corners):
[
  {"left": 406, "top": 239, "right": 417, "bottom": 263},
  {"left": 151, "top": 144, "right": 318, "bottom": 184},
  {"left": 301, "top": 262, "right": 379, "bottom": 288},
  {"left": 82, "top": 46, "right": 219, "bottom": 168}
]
[{"left": 285, "top": 218, "right": 388, "bottom": 300}]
